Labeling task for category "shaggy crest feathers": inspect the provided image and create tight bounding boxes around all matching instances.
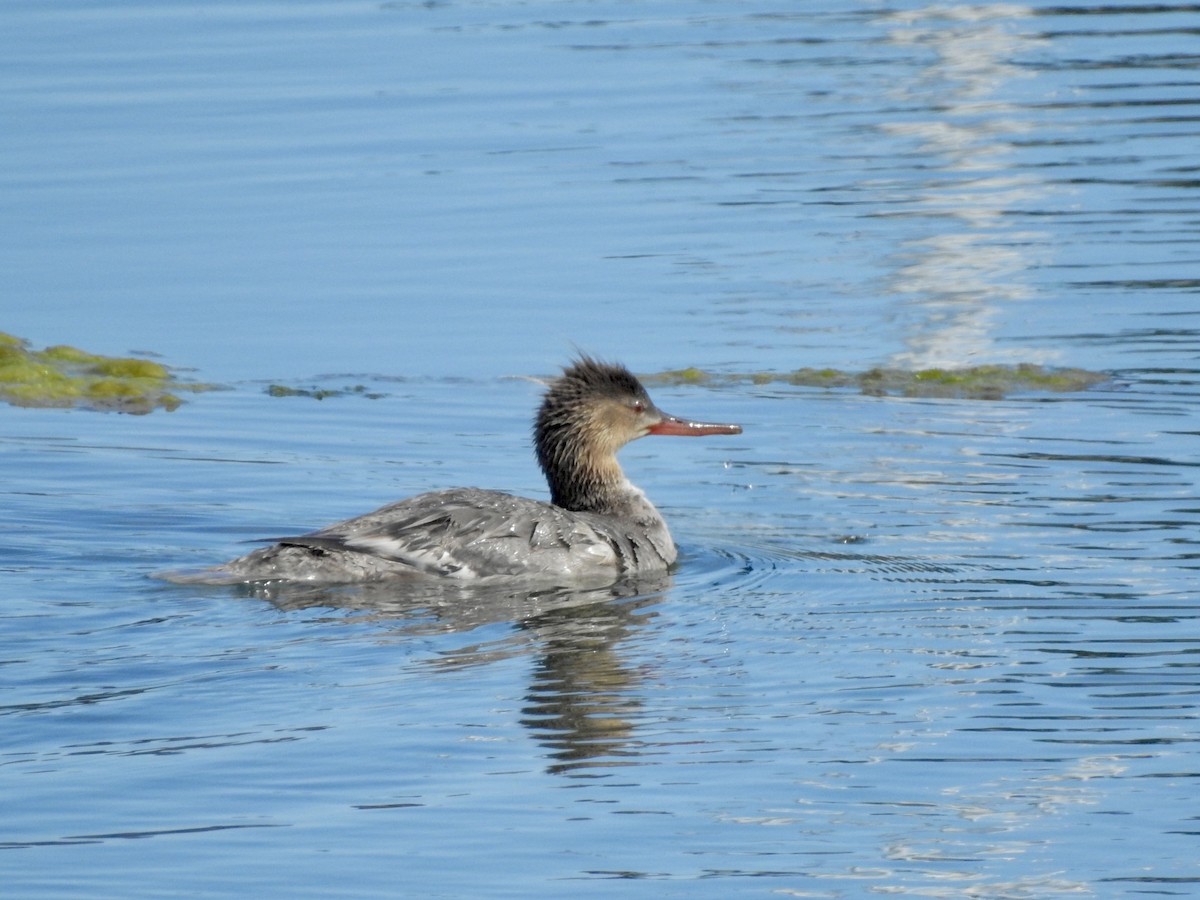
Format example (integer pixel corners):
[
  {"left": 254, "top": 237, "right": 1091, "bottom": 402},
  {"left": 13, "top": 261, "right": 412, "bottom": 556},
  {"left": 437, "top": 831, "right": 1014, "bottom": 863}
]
[{"left": 544, "top": 356, "right": 648, "bottom": 406}]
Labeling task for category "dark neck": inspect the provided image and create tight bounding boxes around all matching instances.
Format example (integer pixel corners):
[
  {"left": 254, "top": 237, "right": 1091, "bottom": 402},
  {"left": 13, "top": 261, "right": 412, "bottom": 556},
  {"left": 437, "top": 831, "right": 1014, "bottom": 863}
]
[
  {"left": 542, "top": 452, "right": 628, "bottom": 514},
  {"left": 535, "top": 421, "right": 630, "bottom": 515}
]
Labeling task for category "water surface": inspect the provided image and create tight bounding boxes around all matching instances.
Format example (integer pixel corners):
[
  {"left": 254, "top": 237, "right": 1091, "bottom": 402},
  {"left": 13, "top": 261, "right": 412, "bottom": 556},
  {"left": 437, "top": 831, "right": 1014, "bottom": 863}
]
[{"left": 2, "top": 2, "right": 1198, "bottom": 897}]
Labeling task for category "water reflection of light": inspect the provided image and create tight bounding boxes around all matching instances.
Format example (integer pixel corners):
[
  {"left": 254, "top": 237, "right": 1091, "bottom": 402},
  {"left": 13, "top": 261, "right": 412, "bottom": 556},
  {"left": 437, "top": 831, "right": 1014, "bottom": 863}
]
[{"left": 877, "top": 4, "right": 1057, "bottom": 369}]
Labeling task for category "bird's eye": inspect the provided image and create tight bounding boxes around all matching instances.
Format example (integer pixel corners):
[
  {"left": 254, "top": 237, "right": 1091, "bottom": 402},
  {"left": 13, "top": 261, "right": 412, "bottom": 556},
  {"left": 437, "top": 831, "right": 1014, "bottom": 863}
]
[{"left": 631, "top": 400, "right": 646, "bottom": 414}]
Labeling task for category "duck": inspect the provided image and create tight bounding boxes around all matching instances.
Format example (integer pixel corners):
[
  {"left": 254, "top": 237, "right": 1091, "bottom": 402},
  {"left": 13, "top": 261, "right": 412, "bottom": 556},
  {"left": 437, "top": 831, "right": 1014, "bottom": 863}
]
[{"left": 165, "top": 357, "right": 741, "bottom": 585}]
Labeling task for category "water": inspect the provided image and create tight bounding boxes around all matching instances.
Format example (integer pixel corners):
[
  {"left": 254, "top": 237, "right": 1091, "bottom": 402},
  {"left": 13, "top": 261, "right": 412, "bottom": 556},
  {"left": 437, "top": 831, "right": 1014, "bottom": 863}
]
[{"left": 2, "top": 2, "right": 1198, "bottom": 897}]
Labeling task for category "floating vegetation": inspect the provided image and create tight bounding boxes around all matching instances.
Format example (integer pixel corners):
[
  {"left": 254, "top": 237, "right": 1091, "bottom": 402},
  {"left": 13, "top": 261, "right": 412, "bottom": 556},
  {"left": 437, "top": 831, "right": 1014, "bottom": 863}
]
[
  {"left": 0, "top": 331, "right": 216, "bottom": 414},
  {"left": 265, "top": 383, "right": 386, "bottom": 401},
  {"left": 648, "top": 363, "right": 1110, "bottom": 400}
]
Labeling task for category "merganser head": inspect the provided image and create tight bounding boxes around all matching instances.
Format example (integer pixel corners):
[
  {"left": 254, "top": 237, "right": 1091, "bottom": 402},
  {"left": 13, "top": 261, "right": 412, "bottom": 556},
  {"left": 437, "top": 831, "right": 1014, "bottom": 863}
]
[{"left": 535, "top": 357, "right": 742, "bottom": 512}]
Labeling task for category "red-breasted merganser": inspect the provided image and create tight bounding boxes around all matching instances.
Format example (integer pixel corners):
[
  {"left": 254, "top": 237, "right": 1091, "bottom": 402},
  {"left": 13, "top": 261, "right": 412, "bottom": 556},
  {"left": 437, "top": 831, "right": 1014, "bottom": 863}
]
[{"left": 165, "top": 358, "right": 741, "bottom": 585}]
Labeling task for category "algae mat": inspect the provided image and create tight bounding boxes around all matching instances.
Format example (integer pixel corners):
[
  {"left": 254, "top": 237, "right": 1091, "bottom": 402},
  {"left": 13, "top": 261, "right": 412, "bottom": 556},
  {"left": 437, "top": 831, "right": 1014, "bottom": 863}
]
[{"left": 0, "top": 331, "right": 213, "bottom": 414}]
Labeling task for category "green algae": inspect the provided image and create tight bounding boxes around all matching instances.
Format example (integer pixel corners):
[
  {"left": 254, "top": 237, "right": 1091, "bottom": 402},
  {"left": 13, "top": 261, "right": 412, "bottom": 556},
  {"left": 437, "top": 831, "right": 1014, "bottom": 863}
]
[
  {"left": 655, "top": 366, "right": 712, "bottom": 385},
  {"left": 647, "top": 363, "right": 1110, "bottom": 400},
  {"left": 265, "top": 383, "right": 386, "bottom": 401},
  {"left": 0, "top": 331, "right": 214, "bottom": 414}
]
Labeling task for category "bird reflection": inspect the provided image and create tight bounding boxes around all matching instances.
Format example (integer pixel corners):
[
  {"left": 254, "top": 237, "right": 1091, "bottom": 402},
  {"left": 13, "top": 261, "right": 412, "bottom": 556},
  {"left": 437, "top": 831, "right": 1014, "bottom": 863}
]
[
  {"left": 518, "top": 592, "right": 661, "bottom": 775},
  {"left": 246, "top": 573, "right": 669, "bottom": 775}
]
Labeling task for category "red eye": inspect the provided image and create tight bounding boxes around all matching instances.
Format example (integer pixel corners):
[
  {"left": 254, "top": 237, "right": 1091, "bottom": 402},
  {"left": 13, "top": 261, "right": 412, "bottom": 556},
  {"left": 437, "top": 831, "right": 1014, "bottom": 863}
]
[{"left": 632, "top": 400, "right": 646, "bottom": 414}]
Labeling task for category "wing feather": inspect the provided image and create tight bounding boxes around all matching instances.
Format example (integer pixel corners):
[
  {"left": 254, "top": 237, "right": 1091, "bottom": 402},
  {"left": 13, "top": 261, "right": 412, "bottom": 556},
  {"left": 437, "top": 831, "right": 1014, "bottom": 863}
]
[{"left": 276, "top": 488, "right": 620, "bottom": 579}]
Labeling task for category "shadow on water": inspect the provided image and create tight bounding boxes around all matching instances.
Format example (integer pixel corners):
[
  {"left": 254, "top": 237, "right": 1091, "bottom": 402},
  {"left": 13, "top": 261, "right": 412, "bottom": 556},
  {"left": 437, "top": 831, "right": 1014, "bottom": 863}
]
[
  {"left": 517, "top": 597, "right": 659, "bottom": 776},
  {"left": 233, "top": 573, "right": 671, "bottom": 775}
]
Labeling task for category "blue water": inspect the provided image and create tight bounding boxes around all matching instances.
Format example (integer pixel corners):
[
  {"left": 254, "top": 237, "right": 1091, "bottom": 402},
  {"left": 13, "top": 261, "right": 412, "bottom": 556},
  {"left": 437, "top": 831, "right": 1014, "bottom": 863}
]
[{"left": 3, "top": 2, "right": 1198, "bottom": 897}]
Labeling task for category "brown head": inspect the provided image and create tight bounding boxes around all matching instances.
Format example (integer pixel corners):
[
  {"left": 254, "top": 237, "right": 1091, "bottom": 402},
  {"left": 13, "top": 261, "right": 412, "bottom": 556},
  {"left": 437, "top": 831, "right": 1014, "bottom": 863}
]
[{"left": 534, "top": 357, "right": 742, "bottom": 512}]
